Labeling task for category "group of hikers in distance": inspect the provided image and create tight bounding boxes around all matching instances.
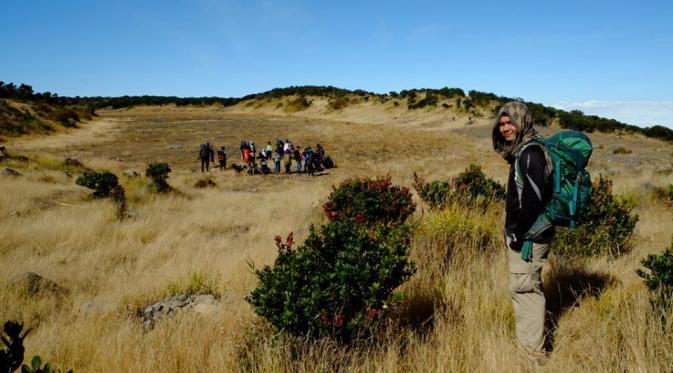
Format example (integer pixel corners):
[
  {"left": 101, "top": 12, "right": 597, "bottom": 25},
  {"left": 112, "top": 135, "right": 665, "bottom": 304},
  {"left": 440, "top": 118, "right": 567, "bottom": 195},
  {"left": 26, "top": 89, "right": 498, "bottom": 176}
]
[{"left": 197, "top": 138, "right": 334, "bottom": 176}]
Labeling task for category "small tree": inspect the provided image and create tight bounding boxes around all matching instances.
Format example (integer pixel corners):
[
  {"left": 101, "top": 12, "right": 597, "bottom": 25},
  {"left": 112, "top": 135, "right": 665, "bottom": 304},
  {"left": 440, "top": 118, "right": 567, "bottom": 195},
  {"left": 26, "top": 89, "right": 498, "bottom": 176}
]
[
  {"left": 248, "top": 176, "right": 417, "bottom": 341},
  {"left": 145, "top": 162, "right": 172, "bottom": 193},
  {"left": 76, "top": 170, "right": 119, "bottom": 197},
  {"left": 637, "top": 240, "right": 673, "bottom": 319},
  {"left": 247, "top": 221, "right": 415, "bottom": 340}
]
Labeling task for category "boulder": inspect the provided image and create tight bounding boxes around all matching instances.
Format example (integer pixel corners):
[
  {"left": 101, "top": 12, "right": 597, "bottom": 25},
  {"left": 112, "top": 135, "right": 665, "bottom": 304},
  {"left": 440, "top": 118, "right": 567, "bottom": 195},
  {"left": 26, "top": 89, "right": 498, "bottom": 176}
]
[
  {"left": 193, "top": 304, "right": 217, "bottom": 315},
  {"left": 9, "top": 272, "right": 67, "bottom": 296},
  {"left": 124, "top": 170, "right": 140, "bottom": 178},
  {"left": 194, "top": 294, "right": 216, "bottom": 306},
  {"left": 2, "top": 168, "right": 22, "bottom": 177},
  {"left": 139, "top": 293, "right": 220, "bottom": 330}
]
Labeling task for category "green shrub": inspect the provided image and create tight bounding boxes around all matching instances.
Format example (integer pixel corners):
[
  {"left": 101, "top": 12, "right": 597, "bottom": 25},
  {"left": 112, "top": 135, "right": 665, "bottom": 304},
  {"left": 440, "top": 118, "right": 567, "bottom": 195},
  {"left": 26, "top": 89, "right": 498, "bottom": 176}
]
[
  {"left": 413, "top": 164, "right": 505, "bottom": 210},
  {"left": 247, "top": 220, "right": 415, "bottom": 340},
  {"left": 322, "top": 175, "right": 415, "bottom": 225},
  {"left": 637, "top": 240, "right": 673, "bottom": 318},
  {"left": 652, "top": 184, "right": 673, "bottom": 206},
  {"left": 145, "top": 162, "right": 172, "bottom": 193},
  {"left": 1, "top": 320, "right": 72, "bottom": 373},
  {"left": 76, "top": 170, "right": 119, "bottom": 197},
  {"left": 554, "top": 176, "right": 638, "bottom": 257}
]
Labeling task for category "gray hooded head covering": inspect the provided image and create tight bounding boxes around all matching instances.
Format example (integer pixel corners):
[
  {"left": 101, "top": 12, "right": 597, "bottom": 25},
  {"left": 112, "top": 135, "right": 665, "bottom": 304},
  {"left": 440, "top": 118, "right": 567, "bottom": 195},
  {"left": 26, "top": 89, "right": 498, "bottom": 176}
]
[{"left": 492, "top": 101, "right": 540, "bottom": 163}]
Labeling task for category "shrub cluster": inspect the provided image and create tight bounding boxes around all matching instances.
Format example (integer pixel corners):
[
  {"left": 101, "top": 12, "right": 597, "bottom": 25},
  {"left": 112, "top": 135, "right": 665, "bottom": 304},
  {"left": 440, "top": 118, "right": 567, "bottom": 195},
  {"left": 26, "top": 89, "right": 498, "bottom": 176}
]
[
  {"left": 145, "top": 162, "right": 172, "bottom": 193},
  {"left": 247, "top": 176, "right": 416, "bottom": 341},
  {"left": 652, "top": 184, "right": 673, "bottom": 206},
  {"left": 327, "top": 96, "right": 349, "bottom": 111},
  {"left": 637, "top": 240, "right": 673, "bottom": 317},
  {"left": 553, "top": 175, "right": 638, "bottom": 257},
  {"left": 76, "top": 170, "right": 119, "bottom": 197},
  {"left": 322, "top": 175, "right": 415, "bottom": 225},
  {"left": 284, "top": 96, "right": 311, "bottom": 112},
  {"left": 408, "top": 93, "right": 438, "bottom": 110},
  {"left": 413, "top": 164, "right": 505, "bottom": 210}
]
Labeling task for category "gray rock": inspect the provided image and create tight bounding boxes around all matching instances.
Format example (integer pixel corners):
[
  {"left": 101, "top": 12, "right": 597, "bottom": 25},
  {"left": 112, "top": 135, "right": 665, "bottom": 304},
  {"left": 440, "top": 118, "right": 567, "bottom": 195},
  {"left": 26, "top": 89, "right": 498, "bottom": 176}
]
[
  {"left": 194, "top": 294, "right": 216, "bottom": 306},
  {"left": 124, "top": 170, "right": 140, "bottom": 178},
  {"left": 139, "top": 293, "right": 219, "bottom": 330},
  {"left": 642, "top": 182, "right": 654, "bottom": 192},
  {"left": 9, "top": 272, "right": 66, "bottom": 296},
  {"left": 193, "top": 304, "right": 217, "bottom": 315},
  {"left": 125, "top": 210, "right": 142, "bottom": 219},
  {"left": 2, "top": 168, "right": 22, "bottom": 177}
]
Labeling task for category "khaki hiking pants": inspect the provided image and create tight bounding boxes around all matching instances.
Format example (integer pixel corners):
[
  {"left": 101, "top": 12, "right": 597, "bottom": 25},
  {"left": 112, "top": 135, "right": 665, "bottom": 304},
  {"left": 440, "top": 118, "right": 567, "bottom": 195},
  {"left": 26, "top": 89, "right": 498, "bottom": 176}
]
[{"left": 506, "top": 238, "right": 550, "bottom": 353}]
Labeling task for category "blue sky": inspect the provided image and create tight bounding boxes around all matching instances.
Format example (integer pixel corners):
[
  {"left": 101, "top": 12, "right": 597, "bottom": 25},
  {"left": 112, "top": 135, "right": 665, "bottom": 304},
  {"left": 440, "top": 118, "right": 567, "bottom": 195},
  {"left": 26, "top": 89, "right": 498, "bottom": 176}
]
[{"left": 2, "top": 0, "right": 672, "bottom": 127}]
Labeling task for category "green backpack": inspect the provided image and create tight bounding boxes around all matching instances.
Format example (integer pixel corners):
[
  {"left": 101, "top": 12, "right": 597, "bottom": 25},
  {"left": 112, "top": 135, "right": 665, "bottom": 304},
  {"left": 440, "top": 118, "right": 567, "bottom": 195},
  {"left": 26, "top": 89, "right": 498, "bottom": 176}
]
[{"left": 515, "top": 131, "right": 593, "bottom": 259}]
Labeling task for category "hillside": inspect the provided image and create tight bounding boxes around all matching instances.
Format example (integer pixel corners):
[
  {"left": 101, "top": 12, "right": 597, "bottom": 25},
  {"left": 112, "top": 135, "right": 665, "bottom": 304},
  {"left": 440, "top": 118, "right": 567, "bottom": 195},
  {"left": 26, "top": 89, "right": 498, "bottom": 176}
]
[
  {"left": 1, "top": 90, "right": 673, "bottom": 372},
  {"left": 0, "top": 82, "right": 95, "bottom": 140}
]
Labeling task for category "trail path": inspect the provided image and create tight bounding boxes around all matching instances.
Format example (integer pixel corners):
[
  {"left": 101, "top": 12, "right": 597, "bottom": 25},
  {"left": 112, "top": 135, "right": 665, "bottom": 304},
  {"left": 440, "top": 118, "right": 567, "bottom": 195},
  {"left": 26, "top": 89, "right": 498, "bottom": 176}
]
[{"left": 8, "top": 118, "right": 124, "bottom": 151}]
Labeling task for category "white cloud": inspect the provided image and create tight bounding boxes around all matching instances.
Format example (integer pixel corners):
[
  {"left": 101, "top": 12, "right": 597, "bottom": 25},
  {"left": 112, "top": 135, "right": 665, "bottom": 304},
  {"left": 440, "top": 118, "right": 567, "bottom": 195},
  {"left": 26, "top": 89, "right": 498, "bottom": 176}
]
[{"left": 550, "top": 100, "right": 673, "bottom": 129}]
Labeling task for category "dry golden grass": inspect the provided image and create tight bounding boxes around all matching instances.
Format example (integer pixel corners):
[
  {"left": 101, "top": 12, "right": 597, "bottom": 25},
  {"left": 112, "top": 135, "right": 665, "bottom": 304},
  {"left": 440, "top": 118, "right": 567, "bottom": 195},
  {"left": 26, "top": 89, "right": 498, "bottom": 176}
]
[{"left": 2, "top": 102, "right": 673, "bottom": 372}]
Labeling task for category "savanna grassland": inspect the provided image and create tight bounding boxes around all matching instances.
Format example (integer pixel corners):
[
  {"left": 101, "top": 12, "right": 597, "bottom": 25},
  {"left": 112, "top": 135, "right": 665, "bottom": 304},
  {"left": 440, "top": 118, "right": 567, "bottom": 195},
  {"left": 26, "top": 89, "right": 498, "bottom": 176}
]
[{"left": 2, "top": 96, "right": 673, "bottom": 372}]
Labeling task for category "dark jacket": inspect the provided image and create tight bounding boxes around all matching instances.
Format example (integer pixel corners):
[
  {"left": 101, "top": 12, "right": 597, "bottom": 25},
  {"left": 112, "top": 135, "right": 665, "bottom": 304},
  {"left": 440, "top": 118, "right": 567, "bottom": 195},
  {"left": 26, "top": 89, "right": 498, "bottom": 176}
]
[{"left": 505, "top": 145, "right": 553, "bottom": 246}]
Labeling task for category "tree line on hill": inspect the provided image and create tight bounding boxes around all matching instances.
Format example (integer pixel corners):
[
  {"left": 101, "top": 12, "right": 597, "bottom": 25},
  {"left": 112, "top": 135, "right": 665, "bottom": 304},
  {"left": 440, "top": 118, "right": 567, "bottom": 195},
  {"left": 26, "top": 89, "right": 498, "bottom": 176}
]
[
  {"left": 2, "top": 81, "right": 672, "bottom": 142},
  {"left": 0, "top": 81, "right": 95, "bottom": 137}
]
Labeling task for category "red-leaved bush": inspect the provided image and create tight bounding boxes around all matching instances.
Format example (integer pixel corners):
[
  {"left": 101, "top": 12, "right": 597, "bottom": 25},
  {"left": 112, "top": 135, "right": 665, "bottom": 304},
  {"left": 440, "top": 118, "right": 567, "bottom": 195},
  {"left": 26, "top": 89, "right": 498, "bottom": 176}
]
[{"left": 323, "top": 175, "right": 415, "bottom": 225}]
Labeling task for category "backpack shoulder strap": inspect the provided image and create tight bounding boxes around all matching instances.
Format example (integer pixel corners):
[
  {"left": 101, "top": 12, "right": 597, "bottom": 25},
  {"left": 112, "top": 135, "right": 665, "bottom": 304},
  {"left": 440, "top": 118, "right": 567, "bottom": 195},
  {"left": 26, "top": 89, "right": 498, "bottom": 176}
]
[{"left": 513, "top": 140, "right": 546, "bottom": 187}]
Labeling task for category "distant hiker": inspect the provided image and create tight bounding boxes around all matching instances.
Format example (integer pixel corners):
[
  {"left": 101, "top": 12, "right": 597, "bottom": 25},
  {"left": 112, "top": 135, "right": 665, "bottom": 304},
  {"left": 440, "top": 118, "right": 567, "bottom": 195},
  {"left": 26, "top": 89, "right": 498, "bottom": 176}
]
[
  {"left": 305, "top": 146, "right": 316, "bottom": 176},
  {"left": 493, "top": 101, "right": 554, "bottom": 356},
  {"left": 259, "top": 154, "right": 271, "bottom": 174},
  {"left": 217, "top": 146, "right": 227, "bottom": 170},
  {"left": 240, "top": 141, "right": 248, "bottom": 162},
  {"left": 273, "top": 148, "right": 282, "bottom": 175},
  {"left": 198, "top": 142, "right": 213, "bottom": 172},
  {"left": 265, "top": 141, "right": 273, "bottom": 156},
  {"left": 284, "top": 146, "right": 292, "bottom": 174},
  {"left": 293, "top": 145, "right": 302, "bottom": 174},
  {"left": 316, "top": 143, "right": 325, "bottom": 159}
]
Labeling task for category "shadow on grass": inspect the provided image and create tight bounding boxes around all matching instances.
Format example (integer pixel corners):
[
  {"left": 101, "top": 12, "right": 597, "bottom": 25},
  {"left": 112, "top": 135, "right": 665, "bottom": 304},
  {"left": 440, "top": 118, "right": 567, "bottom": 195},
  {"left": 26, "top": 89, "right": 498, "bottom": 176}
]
[{"left": 543, "top": 256, "right": 616, "bottom": 351}]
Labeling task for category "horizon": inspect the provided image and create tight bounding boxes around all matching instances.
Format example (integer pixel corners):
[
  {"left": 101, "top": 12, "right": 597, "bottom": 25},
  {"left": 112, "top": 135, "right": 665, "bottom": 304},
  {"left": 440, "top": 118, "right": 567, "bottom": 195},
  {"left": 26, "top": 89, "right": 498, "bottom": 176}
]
[{"left": 3, "top": 0, "right": 672, "bottom": 128}]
